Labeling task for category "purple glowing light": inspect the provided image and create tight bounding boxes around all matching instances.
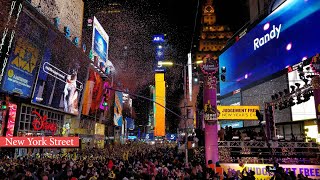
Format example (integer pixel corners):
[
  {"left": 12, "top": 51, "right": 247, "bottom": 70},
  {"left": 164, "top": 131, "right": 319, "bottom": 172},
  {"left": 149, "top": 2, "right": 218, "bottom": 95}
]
[
  {"left": 302, "top": 56, "right": 308, "bottom": 61},
  {"left": 263, "top": 23, "right": 270, "bottom": 31},
  {"left": 286, "top": 43, "right": 292, "bottom": 51}
]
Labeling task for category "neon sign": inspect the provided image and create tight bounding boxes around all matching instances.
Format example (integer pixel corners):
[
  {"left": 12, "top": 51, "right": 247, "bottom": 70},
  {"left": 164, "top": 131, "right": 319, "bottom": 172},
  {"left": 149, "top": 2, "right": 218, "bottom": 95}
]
[
  {"left": 153, "top": 34, "right": 165, "bottom": 43},
  {"left": 32, "top": 111, "right": 57, "bottom": 135}
]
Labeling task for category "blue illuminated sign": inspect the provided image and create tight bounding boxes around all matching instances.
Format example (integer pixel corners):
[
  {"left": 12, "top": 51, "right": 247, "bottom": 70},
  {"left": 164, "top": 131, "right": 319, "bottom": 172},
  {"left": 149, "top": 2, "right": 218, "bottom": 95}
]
[
  {"left": 1, "top": 12, "right": 46, "bottom": 98},
  {"left": 144, "top": 133, "right": 154, "bottom": 140},
  {"left": 153, "top": 34, "right": 165, "bottom": 43},
  {"left": 166, "top": 134, "right": 177, "bottom": 141},
  {"left": 2, "top": 38, "right": 40, "bottom": 97},
  {"left": 219, "top": 0, "right": 320, "bottom": 96},
  {"left": 93, "top": 29, "right": 108, "bottom": 63}
]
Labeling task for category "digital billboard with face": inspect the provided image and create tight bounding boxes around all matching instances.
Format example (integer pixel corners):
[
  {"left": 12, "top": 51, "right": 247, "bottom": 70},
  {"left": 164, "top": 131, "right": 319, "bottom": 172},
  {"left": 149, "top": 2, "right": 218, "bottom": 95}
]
[
  {"left": 219, "top": 0, "right": 320, "bottom": 96},
  {"left": 32, "top": 29, "right": 89, "bottom": 115}
]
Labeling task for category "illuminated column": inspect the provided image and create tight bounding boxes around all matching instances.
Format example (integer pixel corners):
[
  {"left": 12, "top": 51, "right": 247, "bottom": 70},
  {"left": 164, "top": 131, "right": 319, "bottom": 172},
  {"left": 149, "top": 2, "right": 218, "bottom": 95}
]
[
  {"left": 201, "top": 55, "right": 219, "bottom": 165},
  {"left": 155, "top": 73, "right": 166, "bottom": 136},
  {"left": 153, "top": 34, "right": 166, "bottom": 137}
]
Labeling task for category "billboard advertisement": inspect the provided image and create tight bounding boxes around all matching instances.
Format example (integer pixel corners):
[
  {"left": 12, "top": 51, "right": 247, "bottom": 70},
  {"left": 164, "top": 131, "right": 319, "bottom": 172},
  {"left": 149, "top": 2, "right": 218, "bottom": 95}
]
[
  {"left": 1, "top": 11, "right": 46, "bottom": 97},
  {"left": 217, "top": 106, "right": 259, "bottom": 120},
  {"left": 6, "top": 103, "right": 17, "bottom": 137},
  {"left": 92, "top": 17, "right": 109, "bottom": 70},
  {"left": 219, "top": 0, "right": 320, "bottom": 96},
  {"left": 288, "top": 68, "right": 316, "bottom": 121},
  {"left": 114, "top": 91, "right": 123, "bottom": 126},
  {"left": 32, "top": 29, "right": 89, "bottom": 115},
  {"left": 82, "top": 69, "right": 111, "bottom": 116}
]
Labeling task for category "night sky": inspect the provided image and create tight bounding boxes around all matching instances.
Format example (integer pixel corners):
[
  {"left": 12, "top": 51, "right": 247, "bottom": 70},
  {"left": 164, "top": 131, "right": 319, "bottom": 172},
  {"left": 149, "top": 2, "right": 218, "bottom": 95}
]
[{"left": 86, "top": 0, "right": 250, "bottom": 130}]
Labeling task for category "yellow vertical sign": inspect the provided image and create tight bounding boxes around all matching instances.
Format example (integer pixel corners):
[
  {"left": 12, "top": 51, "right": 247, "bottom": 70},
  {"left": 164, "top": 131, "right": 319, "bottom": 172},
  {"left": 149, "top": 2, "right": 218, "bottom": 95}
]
[{"left": 154, "top": 73, "right": 166, "bottom": 136}]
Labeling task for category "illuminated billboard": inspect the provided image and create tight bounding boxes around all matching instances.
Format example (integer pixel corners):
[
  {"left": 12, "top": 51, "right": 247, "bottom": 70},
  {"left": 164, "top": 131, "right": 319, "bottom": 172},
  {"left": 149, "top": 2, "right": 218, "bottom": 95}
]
[
  {"left": 82, "top": 70, "right": 111, "bottom": 116},
  {"left": 1, "top": 10, "right": 46, "bottom": 97},
  {"left": 219, "top": 0, "right": 320, "bottom": 96},
  {"left": 32, "top": 29, "right": 89, "bottom": 116},
  {"left": 114, "top": 91, "right": 123, "bottom": 126},
  {"left": 217, "top": 106, "right": 259, "bottom": 120},
  {"left": 92, "top": 17, "right": 110, "bottom": 72},
  {"left": 288, "top": 67, "right": 316, "bottom": 121},
  {"left": 154, "top": 73, "right": 166, "bottom": 136}
]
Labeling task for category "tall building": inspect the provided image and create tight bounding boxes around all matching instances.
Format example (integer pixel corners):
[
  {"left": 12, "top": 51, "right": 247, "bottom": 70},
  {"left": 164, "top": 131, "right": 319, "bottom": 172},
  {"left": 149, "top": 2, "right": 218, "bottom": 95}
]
[
  {"left": 195, "top": 0, "right": 233, "bottom": 62},
  {"left": 248, "top": 0, "right": 272, "bottom": 23}
]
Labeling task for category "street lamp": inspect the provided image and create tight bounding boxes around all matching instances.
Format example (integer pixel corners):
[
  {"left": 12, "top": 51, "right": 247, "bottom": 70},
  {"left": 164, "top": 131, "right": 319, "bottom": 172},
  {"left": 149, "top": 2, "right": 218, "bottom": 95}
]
[{"left": 158, "top": 60, "right": 203, "bottom": 164}]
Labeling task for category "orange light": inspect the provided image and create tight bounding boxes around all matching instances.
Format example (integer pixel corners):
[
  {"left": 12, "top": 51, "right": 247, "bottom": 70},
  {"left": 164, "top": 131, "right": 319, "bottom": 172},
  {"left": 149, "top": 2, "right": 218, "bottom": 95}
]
[{"left": 154, "top": 73, "right": 166, "bottom": 136}]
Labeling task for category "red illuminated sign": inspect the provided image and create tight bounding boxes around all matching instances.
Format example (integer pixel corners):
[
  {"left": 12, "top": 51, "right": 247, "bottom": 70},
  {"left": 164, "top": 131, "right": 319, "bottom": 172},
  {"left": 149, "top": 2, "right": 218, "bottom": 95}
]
[{"left": 32, "top": 111, "right": 57, "bottom": 135}]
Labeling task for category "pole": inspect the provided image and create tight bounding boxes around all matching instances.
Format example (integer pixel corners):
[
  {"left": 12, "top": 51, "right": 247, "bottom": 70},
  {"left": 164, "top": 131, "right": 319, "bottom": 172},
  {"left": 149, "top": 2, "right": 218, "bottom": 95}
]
[{"left": 183, "top": 65, "right": 188, "bottom": 164}]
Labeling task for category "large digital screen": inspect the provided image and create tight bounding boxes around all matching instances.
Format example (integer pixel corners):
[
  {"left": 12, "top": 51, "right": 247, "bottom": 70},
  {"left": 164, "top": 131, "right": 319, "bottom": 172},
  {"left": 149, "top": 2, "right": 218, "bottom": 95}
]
[
  {"left": 1, "top": 10, "right": 46, "bottom": 97},
  {"left": 32, "top": 29, "right": 89, "bottom": 115},
  {"left": 92, "top": 17, "right": 109, "bottom": 68},
  {"left": 82, "top": 69, "right": 111, "bottom": 116},
  {"left": 288, "top": 68, "right": 316, "bottom": 121},
  {"left": 219, "top": 0, "right": 320, "bottom": 96}
]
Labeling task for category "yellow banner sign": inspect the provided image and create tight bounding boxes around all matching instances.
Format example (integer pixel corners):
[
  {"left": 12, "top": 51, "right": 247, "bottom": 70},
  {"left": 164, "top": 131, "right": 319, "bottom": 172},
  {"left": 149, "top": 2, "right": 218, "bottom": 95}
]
[{"left": 217, "top": 106, "right": 259, "bottom": 120}]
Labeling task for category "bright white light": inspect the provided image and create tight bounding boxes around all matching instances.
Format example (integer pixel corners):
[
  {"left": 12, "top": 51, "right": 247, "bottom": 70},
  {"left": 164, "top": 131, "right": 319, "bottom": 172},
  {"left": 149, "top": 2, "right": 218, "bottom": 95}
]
[
  {"left": 302, "top": 56, "right": 308, "bottom": 61},
  {"left": 263, "top": 23, "right": 270, "bottom": 31},
  {"left": 244, "top": 74, "right": 248, "bottom": 79},
  {"left": 194, "top": 78, "right": 198, "bottom": 82},
  {"left": 286, "top": 43, "right": 292, "bottom": 51},
  {"left": 158, "top": 45, "right": 162, "bottom": 49}
]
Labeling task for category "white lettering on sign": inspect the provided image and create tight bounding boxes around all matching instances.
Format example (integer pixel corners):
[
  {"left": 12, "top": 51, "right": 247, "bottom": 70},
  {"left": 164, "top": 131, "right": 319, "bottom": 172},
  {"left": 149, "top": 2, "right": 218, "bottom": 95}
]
[
  {"left": 254, "top": 24, "right": 282, "bottom": 50},
  {"left": 153, "top": 37, "right": 164, "bottom": 41}
]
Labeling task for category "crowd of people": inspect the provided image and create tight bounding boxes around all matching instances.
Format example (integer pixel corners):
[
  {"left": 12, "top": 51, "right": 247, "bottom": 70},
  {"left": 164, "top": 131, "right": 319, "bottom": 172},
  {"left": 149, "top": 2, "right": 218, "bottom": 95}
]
[{"left": 0, "top": 142, "right": 315, "bottom": 180}]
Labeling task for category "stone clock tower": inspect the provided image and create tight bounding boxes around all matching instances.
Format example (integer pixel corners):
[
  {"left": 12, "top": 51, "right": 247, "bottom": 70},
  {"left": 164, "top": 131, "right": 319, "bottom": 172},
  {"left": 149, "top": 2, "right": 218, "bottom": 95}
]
[{"left": 196, "top": 0, "right": 233, "bottom": 62}]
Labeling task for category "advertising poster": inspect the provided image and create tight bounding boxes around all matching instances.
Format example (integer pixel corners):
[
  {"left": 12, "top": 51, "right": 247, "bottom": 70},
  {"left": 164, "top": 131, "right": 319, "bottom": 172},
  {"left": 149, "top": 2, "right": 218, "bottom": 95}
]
[
  {"left": 220, "top": 163, "right": 320, "bottom": 180},
  {"left": 32, "top": 29, "right": 89, "bottom": 115},
  {"left": 1, "top": 11, "right": 46, "bottom": 97},
  {"left": 114, "top": 91, "right": 123, "bottom": 126},
  {"left": 6, "top": 103, "right": 17, "bottom": 137},
  {"left": 217, "top": 106, "right": 260, "bottom": 120},
  {"left": 82, "top": 69, "right": 105, "bottom": 116},
  {"left": 92, "top": 17, "right": 109, "bottom": 69}
]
